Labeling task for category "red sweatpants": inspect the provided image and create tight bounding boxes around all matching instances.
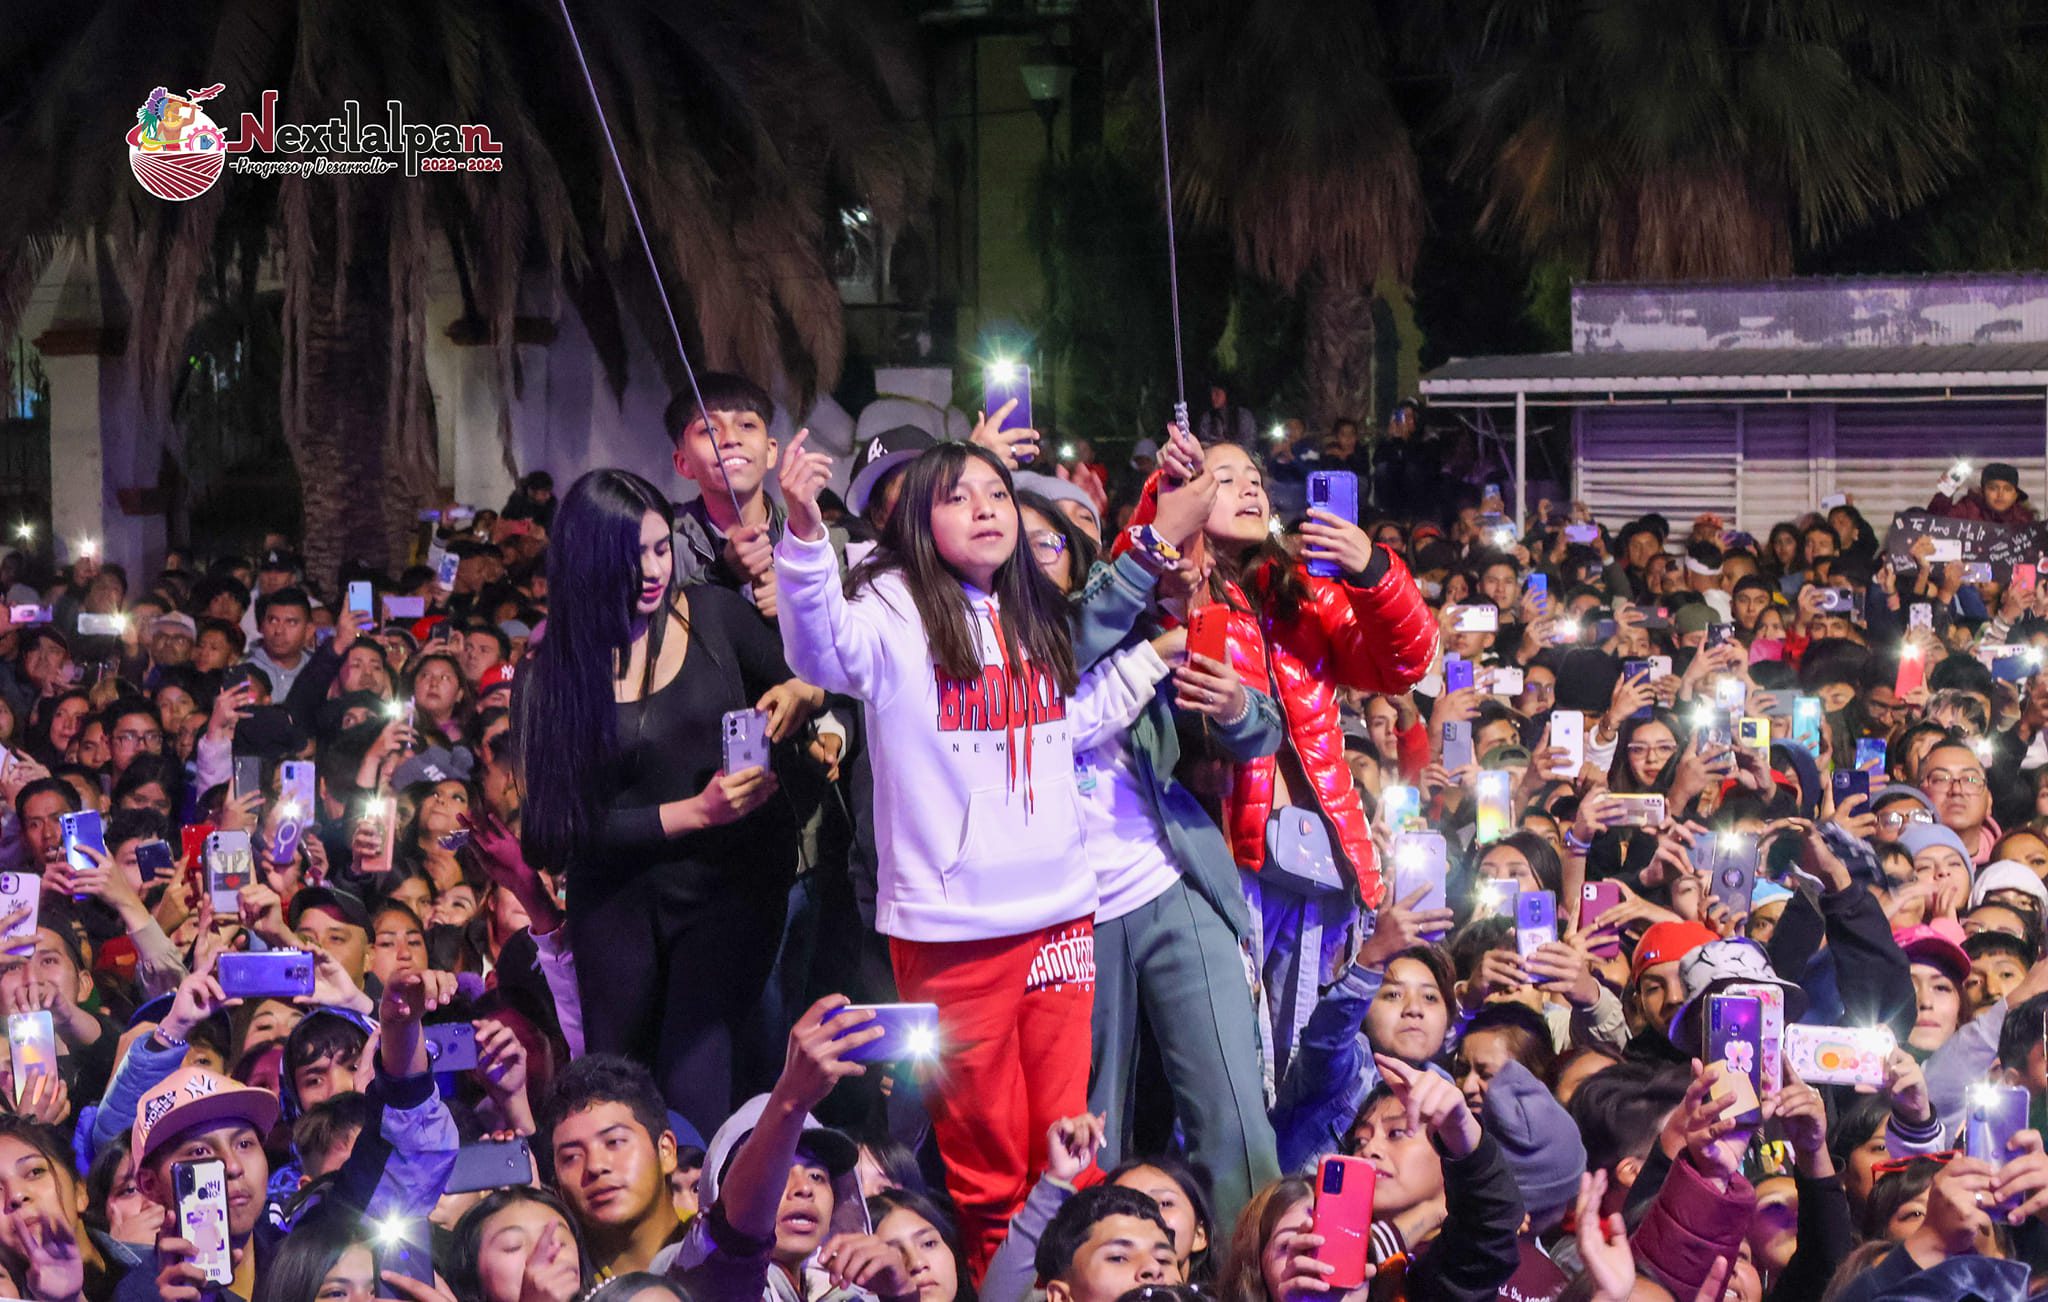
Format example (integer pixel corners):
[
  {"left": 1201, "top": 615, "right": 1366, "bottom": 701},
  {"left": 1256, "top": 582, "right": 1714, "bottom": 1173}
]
[{"left": 891, "top": 918, "right": 1095, "bottom": 1279}]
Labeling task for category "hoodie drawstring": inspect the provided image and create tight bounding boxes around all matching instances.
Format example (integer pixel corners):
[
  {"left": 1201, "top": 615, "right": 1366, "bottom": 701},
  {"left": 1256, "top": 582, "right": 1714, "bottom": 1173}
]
[{"left": 986, "top": 599, "right": 1034, "bottom": 815}]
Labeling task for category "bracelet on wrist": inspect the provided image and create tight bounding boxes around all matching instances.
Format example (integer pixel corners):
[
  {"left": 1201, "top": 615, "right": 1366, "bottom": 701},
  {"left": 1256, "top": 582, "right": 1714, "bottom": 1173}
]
[{"left": 1218, "top": 692, "right": 1251, "bottom": 727}]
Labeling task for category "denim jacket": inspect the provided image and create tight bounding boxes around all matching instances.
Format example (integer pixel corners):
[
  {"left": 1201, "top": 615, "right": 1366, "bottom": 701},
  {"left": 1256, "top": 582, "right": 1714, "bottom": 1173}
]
[{"left": 1068, "top": 551, "right": 1284, "bottom": 938}]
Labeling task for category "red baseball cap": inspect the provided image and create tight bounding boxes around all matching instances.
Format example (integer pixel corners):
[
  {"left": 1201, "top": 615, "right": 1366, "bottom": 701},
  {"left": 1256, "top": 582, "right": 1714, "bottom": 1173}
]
[
  {"left": 1629, "top": 920, "right": 1719, "bottom": 984},
  {"left": 480, "top": 663, "right": 515, "bottom": 697}
]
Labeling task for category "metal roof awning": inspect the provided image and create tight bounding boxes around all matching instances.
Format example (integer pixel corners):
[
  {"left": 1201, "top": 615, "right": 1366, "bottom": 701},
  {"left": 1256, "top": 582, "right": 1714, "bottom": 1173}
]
[{"left": 1421, "top": 341, "right": 2048, "bottom": 400}]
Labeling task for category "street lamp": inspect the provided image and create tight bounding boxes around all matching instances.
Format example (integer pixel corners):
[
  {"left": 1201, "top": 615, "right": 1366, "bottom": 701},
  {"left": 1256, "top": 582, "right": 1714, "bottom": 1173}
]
[
  {"left": 1020, "top": 42, "right": 1075, "bottom": 443},
  {"left": 1019, "top": 45, "right": 1074, "bottom": 160}
]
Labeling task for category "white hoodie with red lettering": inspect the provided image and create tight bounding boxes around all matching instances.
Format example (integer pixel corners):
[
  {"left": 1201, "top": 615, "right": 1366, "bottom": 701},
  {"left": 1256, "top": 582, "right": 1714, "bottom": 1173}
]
[{"left": 777, "top": 529, "right": 1164, "bottom": 942}]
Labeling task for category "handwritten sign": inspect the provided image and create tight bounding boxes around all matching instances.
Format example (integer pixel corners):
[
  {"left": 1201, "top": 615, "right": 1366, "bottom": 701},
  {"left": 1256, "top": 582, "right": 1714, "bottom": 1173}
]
[{"left": 1882, "top": 510, "right": 2048, "bottom": 577}]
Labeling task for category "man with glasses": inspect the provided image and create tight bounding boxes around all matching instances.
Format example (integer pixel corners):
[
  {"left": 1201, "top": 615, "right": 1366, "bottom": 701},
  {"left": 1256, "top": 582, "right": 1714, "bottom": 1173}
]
[
  {"left": 1869, "top": 786, "right": 1938, "bottom": 847},
  {"left": 1918, "top": 740, "right": 1995, "bottom": 864},
  {"left": 103, "top": 703, "right": 165, "bottom": 782},
  {"left": 145, "top": 611, "right": 196, "bottom": 680}
]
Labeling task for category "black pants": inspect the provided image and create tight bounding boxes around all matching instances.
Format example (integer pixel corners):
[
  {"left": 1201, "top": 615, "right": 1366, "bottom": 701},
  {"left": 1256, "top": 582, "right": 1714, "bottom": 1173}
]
[{"left": 568, "top": 865, "right": 785, "bottom": 1141}]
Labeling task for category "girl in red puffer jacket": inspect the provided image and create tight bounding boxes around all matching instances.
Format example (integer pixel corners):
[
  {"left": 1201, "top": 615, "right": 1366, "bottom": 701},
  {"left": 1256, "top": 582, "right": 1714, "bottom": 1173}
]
[{"left": 1126, "top": 442, "right": 1439, "bottom": 1080}]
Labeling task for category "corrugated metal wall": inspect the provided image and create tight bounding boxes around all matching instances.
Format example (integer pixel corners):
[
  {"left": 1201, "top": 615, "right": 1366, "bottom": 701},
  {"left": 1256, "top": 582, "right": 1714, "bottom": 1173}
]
[{"left": 1573, "top": 399, "right": 2048, "bottom": 533}]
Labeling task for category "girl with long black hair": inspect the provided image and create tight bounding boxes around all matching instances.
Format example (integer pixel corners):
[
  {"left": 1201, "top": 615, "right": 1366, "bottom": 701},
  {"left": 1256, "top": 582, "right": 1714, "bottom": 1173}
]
[
  {"left": 776, "top": 434, "right": 1164, "bottom": 1275},
  {"left": 514, "top": 469, "right": 820, "bottom": 1135}
]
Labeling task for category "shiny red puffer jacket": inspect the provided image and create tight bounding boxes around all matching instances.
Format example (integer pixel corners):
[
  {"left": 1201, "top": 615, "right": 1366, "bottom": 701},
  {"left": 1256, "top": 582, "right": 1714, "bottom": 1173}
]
[{"left": 1126, "top": 490, "right": 1439, "bottom": 908}]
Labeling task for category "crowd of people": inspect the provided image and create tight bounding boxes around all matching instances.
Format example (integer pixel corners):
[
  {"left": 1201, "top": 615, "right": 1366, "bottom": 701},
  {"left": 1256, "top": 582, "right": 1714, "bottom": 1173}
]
[{"left": 4, "top": 376, "right": 2048, "bottom": 1302}]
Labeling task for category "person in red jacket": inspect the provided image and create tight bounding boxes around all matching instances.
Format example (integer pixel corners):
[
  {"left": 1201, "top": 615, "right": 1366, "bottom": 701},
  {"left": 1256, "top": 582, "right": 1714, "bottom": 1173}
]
[
  {"left": 1124, "top": 442, "right": 1437, "bottom": 1080},
  {"left": 1927, "top": 460, "right": 2038, "bottom": 526}
]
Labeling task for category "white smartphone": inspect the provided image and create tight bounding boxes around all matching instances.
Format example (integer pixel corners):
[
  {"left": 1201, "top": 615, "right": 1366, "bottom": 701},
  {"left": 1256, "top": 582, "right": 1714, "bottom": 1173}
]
[
  {"left": 1714, "top": 677, "right": 1748, "bottom": 714},
  {"left": 8, "top": 1011, "right": 55, "bottom": 1105},
  {"left": 1927, "top": 538, "right": 1964, "bottom": 563},
  {"left": 1484, "top": 666, "right": 1524, "bottom": 697},
  {"left": 173, "top": 1159, "right": 234, "bottom": 1286},
  {"left": 1549, "top": 711, "right": 1584, "bottom": 778},
  {"left": 1450, "top": 605, "right": 1499, "bottom": 634},
  {"left": 0, "top": 874, "right": 38, "bottom": 959}
]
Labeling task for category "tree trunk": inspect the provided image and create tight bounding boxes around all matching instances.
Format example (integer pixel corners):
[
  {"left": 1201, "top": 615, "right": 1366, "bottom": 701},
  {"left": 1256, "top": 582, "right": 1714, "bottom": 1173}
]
[
  {"left": 278, "top": 180, "right": 438, "bottom": 595},
  {"left": 1306, "top": 276, "right": 1378, "bottom": 435}
]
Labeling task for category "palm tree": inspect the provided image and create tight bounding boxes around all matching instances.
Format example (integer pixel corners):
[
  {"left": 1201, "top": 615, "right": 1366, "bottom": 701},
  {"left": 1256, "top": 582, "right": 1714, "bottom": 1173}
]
[
  {"left": 1140, "top": 0, "right": 1423, "bottom": 432},
  {"left": 0, "top": 0, "right": 928, "bottom": 586},
  {"left": 1443, "top": 0, "right": 2010, "bottom": 279}
]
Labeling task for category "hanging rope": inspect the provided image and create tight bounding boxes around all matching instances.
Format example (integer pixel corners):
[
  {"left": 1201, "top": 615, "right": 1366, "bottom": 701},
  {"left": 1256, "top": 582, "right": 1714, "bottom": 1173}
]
[
  {"left": 1149, "top": 0, "right": 1191, "bottom": 440},
  {"left": 555, "top": 0, "right": 746, "bottom": 520}
]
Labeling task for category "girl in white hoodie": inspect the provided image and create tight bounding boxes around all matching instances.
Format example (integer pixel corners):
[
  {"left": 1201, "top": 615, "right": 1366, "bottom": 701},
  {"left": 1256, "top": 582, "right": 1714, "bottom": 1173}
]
[{"left": 776, "top": 433, "right": 1166, "bottom": 1277}]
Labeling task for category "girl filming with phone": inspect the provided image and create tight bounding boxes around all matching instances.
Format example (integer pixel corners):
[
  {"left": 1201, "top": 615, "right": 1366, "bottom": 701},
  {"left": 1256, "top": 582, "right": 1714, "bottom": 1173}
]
[
  {"left": 776, "top": 433, "right": 1164, "bottom": 1273},
  {"left": 1122, "top": 441, "right": 1437, "bottom": 1075},
  {"left": 514, "top": 469, "right": 820, "bottom": 1137}
]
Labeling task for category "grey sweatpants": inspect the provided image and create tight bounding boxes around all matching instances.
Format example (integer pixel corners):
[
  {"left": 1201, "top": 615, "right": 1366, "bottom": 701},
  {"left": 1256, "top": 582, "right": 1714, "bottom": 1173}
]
[{"left": 1087, "top": 877, "right": 1280, "bottom": 1230}]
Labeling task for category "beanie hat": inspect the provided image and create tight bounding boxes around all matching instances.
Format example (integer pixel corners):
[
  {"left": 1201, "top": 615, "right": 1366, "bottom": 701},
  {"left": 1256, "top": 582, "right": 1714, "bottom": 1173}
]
[
  {"left": 1982, "top": 463, "right": 2025, "bottom": 497},
  {"left": 1971, "top": 860, "right": 2048, "bottom": 912},
  {"left": 1898, "top": 822, "right": 1973, "bottom": 868},
  {"left": 1480, "top": 1060, "right": 1587, "bottom": 1227}
]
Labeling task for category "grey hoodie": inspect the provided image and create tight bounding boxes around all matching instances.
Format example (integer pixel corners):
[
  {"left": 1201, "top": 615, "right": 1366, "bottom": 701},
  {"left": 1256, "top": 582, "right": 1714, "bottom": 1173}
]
[{"left": 655, "top": 1093, "right": 875, "bottom": 1302}]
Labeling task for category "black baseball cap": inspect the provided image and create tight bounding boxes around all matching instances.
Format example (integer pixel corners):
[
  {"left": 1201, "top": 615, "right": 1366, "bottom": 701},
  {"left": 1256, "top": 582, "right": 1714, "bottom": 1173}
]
[
  {"left": 847, "top": 426, "right": 938, "bottom": 515},
  {"left": 287, "top": 887, "right": 372, "bottom": 933}
]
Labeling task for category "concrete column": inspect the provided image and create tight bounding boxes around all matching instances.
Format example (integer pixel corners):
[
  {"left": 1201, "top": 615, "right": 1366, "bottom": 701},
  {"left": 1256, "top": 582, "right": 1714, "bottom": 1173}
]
[
  {"left": 39, "top": 346, "right": 108, "bottom": 563},
  {"left": 25, "top": 238, "right": 166, "bottom": 576}
]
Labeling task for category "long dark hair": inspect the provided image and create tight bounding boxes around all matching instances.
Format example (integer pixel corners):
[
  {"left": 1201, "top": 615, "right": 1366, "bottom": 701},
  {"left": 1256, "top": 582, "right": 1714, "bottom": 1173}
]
[
  {"left": 448, "top": 1187, "right": 594, "bottom": 1302},
  {"left": 1015, "top": 489, "right": 1099, "bottom": 595},
  {"left": 850, "top": 444, "right": 1077, "bottom": 692},
  {"left": 1195, "top": 446, "right": 1311, "bottom": 624},
  {"left": 514, "top": 469, "right": 680, "bottom": 868},
  {"left": 868, "top": 1189, "right": 977, "bottom": 1302},
  {"left": 1106, "top": 1154, "right": 1219, "bottom": 1283},
  {"left": 1606, "top": 709, "right": 1690, "bottom": 795},
  {"left": 250, "top": 1203, "right": 374, "bottom": 1302}
]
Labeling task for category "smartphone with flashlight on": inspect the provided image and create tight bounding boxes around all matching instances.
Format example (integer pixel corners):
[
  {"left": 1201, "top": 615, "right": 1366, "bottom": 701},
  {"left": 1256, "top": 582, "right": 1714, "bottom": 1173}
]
[
  {"left": 1389, "top": 832, "right": 1448, "bottom": 938},
  {"left": 1967, "top": 1084, "right": 2032, "bottom": 1179},
  {"left": 833, "top": 1003, "right": 942, "bottom": 1063},
  {"left": 271, "top": 760, "right": 316, "bottom": 866},
  {"left": 375, "top": 1216, "right": 436, "bottom": 1298},
  {"left": 983, "top": 362, "right": 1034, "bottom": 463},
  {"left": 1474, "top": 770, "right": 1513, "bottom": 843}
]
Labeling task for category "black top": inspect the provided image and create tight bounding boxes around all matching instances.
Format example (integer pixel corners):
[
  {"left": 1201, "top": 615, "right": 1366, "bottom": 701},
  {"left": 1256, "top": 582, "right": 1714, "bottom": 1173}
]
[{"left": 578, "top": 584, "right": 797, "bottom": 899}]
